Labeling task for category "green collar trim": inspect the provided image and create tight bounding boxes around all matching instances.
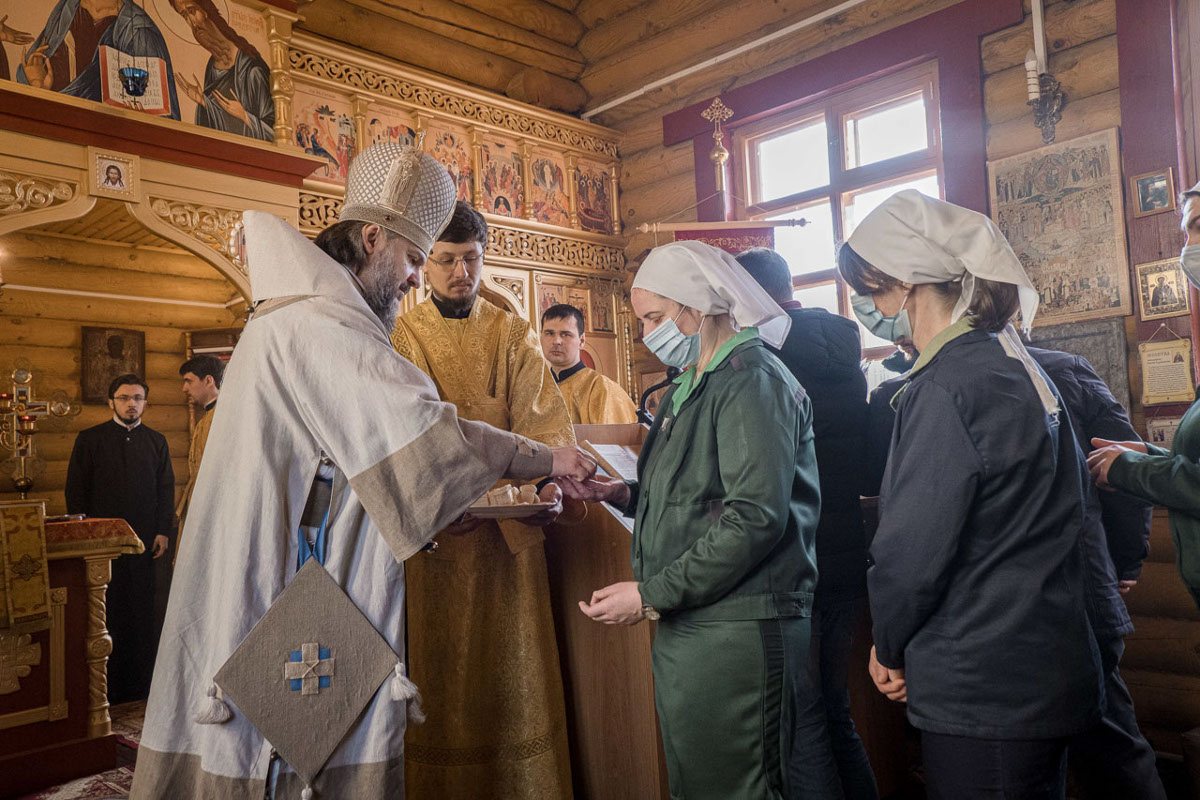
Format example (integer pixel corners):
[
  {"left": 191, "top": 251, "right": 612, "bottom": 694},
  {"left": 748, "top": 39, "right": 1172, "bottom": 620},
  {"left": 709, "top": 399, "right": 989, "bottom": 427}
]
[
  {"left": 670, "top": 327, "right": 759, "bottom": 415},
  {"left": 907, "top": 317, "right": 977, "bottom": 379}
]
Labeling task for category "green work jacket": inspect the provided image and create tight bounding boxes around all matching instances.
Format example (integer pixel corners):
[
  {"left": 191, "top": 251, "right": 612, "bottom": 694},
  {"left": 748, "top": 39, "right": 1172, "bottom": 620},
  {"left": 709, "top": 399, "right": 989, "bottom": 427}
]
[
  {"left": 1109, "top": 386, "right": 1200, "bottom": 607},
  {"left": 621, "top": 336, "right": 821, "bottom": 621}
]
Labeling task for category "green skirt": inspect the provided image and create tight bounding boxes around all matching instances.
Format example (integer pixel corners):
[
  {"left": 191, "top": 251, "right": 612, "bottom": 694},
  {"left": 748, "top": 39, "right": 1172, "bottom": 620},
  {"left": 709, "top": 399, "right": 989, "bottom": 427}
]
[{"left": 652, "top": 616, "right": 811, "bottom": 799}]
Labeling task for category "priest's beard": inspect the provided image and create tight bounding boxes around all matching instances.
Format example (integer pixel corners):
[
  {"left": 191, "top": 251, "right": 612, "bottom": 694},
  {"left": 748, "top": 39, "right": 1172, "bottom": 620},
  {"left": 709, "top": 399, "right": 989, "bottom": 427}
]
[
  {"left": 431, "top": 285, "right": 479, "bottom": 317},
  {"left": 358, "top": 247, "right": 402, "bottom": 331}
]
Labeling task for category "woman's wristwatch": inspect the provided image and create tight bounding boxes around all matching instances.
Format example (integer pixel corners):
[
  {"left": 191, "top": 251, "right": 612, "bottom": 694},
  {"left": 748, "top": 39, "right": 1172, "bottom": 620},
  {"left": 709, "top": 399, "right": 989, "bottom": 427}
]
[{"left": 641, "top": 604, "right": 660, "bottom": 621}]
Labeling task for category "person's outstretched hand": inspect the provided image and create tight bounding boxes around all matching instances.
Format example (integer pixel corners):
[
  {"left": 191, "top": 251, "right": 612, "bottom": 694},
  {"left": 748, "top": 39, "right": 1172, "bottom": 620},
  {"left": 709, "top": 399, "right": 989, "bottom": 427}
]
[
  {"left": 1088, "top": 438, "right": 1145, "bottom": 490},
  {"left": 557, "top": 475, "right": 630, "bottom": 508}
]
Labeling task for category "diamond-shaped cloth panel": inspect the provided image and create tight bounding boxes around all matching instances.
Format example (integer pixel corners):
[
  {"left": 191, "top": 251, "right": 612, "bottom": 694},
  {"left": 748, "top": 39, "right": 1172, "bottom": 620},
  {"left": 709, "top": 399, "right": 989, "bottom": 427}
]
[
  {"left": 214, "top": 558, "right": 400, "bottom": 785},
  {"left": 339, "top": 142, "right": 456, "bottom": 256}
]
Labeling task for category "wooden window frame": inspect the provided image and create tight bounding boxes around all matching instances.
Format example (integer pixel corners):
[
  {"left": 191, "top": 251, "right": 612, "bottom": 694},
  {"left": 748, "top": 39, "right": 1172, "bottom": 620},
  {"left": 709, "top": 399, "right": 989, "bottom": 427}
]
[{"left": 731, "top": 62, "right": 944, "bottom": 335}]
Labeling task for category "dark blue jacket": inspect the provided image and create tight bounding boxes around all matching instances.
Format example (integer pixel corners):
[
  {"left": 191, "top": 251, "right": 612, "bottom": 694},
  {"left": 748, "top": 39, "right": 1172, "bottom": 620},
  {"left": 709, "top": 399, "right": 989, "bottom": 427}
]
[
  {"left": 1027, "top": 347, "right": 1151, "bottom": 639},
  {"left": 768, "top": 306, "right": 869, "bottom": 598},
  {"left": 870, "top": 324, "right": 1101, "bottom": 739}
]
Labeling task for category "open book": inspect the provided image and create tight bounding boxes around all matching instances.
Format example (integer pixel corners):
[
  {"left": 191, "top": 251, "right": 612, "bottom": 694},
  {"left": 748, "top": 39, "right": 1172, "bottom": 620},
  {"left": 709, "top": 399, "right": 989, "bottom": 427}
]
[{"left": 99, "top": 46, "right": 170, "bottom": 116}]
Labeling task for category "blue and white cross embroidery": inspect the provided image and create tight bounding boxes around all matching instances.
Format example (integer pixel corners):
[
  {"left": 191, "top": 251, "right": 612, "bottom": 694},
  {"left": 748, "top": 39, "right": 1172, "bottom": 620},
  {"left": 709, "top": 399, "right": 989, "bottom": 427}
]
[{"left": 284, "top": 642, "right": 335, "bottom": 695}]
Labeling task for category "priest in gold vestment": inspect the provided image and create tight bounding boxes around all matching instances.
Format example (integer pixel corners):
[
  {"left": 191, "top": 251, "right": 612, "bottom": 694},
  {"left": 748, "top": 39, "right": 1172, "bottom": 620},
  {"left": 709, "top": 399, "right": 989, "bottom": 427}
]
[
  {"left": 541, "top": 303, "right": 638, "bottom": 425},
  {"left": 391, "top": 201, "right": 575, "bottom": 799}
]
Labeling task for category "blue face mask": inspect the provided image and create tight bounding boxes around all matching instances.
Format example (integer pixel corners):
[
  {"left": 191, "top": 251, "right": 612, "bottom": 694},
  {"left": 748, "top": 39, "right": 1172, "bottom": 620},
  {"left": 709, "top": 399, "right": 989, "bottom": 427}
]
[
  {"left": 644, "top": 308, "right": 700, "bottom": 369},
  {"left": 851, "top": 292, "right": 913, "bottom": 343}
]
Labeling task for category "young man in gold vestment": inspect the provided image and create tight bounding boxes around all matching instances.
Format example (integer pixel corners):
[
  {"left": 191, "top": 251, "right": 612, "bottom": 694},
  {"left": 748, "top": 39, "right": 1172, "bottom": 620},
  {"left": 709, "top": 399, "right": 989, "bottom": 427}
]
[
  {"left": 174, "top": 354, "right": 222, "bottom": 560},
  {"left": 391, "top": 201, "right": 575, "bottom": 799},
  {"left": 541, "top": 303, "right": 638, "bottom": 425}
]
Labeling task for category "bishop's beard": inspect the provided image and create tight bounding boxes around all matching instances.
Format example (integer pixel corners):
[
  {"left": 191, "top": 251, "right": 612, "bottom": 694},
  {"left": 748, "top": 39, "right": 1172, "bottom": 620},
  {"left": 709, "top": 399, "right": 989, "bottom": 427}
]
[{"left": 359, "top": 248, "right": 402, "bottom": 331}]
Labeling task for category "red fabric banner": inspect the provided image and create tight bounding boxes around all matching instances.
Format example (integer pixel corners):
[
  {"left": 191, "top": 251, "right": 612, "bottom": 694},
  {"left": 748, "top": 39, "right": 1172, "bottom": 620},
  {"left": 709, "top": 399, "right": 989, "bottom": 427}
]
[{"left": 673, "top": 227, "right": 774, "bottom": 254}]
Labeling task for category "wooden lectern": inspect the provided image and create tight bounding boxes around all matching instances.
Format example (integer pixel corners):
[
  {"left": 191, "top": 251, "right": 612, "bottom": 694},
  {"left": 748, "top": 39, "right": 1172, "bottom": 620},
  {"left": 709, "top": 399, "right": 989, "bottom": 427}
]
[
  {"left": 543, "top": 422, "right": 670, "bottom": 800},
  {"left": 0, "top": 506, "right": 142, "bottom": 798}
]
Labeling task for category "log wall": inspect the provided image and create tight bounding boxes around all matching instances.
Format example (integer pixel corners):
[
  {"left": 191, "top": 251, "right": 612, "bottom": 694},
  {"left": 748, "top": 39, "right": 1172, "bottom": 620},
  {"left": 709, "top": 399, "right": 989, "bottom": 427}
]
[{"left": 0, "top": 232, "right": 240, "bottom": 516}]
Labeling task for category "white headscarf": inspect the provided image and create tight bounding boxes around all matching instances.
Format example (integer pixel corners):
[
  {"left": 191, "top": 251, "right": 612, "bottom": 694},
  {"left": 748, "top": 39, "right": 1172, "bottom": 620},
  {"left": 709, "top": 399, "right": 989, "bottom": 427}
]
[
  {"left": 632, "top": 240, "right": 791, "bottom": 347},
  {"left": 847, "top": 190, "right": 1039, "bottom": 333}
]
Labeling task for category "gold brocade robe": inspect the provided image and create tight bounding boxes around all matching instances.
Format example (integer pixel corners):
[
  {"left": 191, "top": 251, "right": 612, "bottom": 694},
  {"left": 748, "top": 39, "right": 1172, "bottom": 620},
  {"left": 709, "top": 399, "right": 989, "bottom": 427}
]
[
  {"left": 557, "top": 365, "right": 638, "bottom": 425},
  {"left": 173, "top": 403, "right": 214, "bottom": 561},
  {"left": 391, "top": 297, "right": 574, "bottom": 800}
]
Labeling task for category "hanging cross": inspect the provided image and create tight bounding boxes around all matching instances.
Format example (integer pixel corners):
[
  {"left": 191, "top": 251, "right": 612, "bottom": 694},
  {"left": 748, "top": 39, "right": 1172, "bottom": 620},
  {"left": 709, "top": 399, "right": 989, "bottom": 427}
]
[
  {"left": 701, "top": 98, "right": 735, "bottom": 193},
  {"left": 701, "top": 97, "right": 734, "bottom": 137},
  {"left": 284, "top": 642, "right": 335, "bottom": 696}
]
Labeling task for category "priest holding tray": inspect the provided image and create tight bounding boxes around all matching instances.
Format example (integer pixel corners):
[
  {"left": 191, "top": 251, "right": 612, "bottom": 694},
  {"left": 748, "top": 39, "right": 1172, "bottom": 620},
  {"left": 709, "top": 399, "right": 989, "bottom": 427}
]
[{"left": 131, "top": 143, "right": 595, "bottom": 800}]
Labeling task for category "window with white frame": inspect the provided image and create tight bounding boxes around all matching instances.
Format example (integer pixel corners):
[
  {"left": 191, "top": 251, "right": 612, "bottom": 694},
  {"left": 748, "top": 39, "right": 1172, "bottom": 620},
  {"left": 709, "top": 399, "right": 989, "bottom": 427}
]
[{"left": 734, "top": 62, "right": 944, "bottom": 352}]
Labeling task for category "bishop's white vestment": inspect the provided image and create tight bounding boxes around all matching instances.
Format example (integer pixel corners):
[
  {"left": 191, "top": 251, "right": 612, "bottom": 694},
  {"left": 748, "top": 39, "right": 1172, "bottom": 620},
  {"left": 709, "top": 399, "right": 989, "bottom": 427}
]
[{"left": 130, "top": 212, "right": 553, "bottom": 799}]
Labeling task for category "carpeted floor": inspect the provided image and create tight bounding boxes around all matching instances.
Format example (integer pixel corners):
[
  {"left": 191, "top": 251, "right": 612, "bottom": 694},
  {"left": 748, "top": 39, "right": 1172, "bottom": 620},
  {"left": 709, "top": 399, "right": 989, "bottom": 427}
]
[{"left": 16, "top": 702, "right": 145, "bottom": 800}]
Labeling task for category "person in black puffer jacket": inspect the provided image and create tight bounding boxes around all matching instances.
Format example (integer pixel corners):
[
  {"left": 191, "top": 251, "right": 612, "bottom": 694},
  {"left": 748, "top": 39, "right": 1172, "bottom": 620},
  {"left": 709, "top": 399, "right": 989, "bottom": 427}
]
[{"left": 738, "top": 248, "right": 878, "bottom": 800}]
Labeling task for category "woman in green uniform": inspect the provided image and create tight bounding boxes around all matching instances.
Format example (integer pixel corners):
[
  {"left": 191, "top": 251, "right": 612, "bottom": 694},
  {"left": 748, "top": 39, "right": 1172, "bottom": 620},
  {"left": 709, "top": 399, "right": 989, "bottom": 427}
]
[
  {"left": 559, "top": 240, "right": 823, "bottom": 800},
  {"left": 1090, "top": 183, "right": 1200, "bottom": 607}
]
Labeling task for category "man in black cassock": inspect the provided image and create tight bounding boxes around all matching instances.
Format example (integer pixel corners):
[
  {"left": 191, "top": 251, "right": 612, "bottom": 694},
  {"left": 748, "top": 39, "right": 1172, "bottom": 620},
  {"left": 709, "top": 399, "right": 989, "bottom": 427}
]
[{"left": 66, "top": 373, "right": 175, "bottom": 704}]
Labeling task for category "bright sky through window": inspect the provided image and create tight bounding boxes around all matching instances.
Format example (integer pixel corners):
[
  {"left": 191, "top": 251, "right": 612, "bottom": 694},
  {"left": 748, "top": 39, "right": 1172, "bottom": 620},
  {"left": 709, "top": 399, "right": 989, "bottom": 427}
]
[
  {"left": 757, "top": 119, "right": 829, "bottom": 202},
  {"left": 846, "top": 95, "right": 929, "bottom": 169},
  {"left": 769, "top": 202, "right": 834, "bottom": 276}
]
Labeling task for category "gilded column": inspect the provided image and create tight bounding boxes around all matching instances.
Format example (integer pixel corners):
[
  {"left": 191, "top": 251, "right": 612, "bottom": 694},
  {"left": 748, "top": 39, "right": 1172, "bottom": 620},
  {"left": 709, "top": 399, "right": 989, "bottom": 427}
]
[
  {"left": 566, "top": 153, "right": 581, "bottom": 230},
  {"left": 351, "top": 95, "right": 371, "bottom": 159},
  {"left": 617, "top": 288, "right": 636, "bottom": 396},
  {"left": 519, "top": 141, "right": 533, "bottom": 220},
  {"left": 84, "top": 557, "right": 113, "bottom": 739},
  {"left": 469, "top": 126, "right": 485, "bottom": 209},
  {"left": 264, "top": 10, "right": 298, "bottom": 149},
  {"left": 608, "top": 161, "right": 621, "bottom": 235},
  {"left": 414, "top": 113, "right": 429, "bottom": 150}
]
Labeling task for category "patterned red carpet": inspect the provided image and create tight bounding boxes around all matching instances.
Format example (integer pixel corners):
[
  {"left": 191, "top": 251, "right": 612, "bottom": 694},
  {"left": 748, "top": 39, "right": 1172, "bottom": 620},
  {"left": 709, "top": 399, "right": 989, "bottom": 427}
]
[{"left": 16, "top": 702, "right": 144, "bottom": 800}]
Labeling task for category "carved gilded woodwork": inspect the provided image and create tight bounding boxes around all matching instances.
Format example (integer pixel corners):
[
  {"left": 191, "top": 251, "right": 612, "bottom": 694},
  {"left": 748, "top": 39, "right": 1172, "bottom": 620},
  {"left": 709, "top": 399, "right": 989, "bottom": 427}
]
[
  {"left": 0, "top": 587, "right": 68, "bottom": 729},
  {"left": 287, "top": 45, "right": 619, "bottom": 160},
  {"left": 147, "top": 199, "right": 247, "bottom": 277},
  {"left": 0, "top": 172, "right": 76, "bottom": 216},
  {"left": 298, "top": 192, "right": 344, "bottom": 237},
  {"left": 83, "top": 556, "right": 113, "bottom": 739},
  {"left": 488, "top": 225, "right": 624, "bottom": 274},
  {"left": 0, "top": 633, "right": 39, "bottom": 695},
  {"left": 298, "top": 192, "right": 625, "bottom": 276}
]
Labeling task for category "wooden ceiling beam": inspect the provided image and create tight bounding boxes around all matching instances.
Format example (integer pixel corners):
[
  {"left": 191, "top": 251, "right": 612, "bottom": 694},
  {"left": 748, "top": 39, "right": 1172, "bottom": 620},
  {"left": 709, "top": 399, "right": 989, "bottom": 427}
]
[
  {"left": 579, "top": 0, "right": 727, "bottom": 63},
  {"left": 342, "top": 0, "right": 584, "bottom": 75},
  {"left": 586, "top": 0, "right": 958, "bottom": 125},
  {"left": 450, "top": 0, "right": 585, "bottom": 47},
  {"left": 298, "top": 0, "right": 587, "bottom": 111},
  {"left": 580, "top": 0, "right": 849, "bottom": 103},
  {"left": 575, "top": 0, "right": 650, "bottom": 29}
]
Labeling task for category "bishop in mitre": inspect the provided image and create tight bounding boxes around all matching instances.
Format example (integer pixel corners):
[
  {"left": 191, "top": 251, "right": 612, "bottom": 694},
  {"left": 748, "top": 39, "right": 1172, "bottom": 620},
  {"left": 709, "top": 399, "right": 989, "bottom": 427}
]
[
  {"left": 391, "top": 201, "right": 576, "bottom": 798},
  {"left": 130, "top": 144, "right": 595, "bottom": 799}
]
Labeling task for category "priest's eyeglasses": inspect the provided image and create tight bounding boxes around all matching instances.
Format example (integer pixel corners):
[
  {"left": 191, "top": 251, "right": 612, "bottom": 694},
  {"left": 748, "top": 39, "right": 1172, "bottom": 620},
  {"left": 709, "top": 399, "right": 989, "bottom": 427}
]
[
  {"left": 429, "top": 254, "right": 483, "bottom": 270},
  {"left": 113, "top": 395, "right": 146, "bottom": 403}
]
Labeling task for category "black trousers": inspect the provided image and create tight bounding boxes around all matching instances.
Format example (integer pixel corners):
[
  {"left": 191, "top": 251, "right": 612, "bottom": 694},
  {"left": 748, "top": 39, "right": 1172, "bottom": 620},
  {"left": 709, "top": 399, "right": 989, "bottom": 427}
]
[
  {"left": 1068, "top": 637, "right": 1166, "bottom": 800},
  {"left": 922, "top": 731, "right": 1067, "bottom": 800}
]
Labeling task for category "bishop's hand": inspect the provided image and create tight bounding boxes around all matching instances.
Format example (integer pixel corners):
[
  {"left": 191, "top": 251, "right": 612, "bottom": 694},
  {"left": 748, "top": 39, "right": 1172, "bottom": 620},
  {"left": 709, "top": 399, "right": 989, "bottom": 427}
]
[{"left": 548, "top": 446, "right": 596, "bottom": 482}]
